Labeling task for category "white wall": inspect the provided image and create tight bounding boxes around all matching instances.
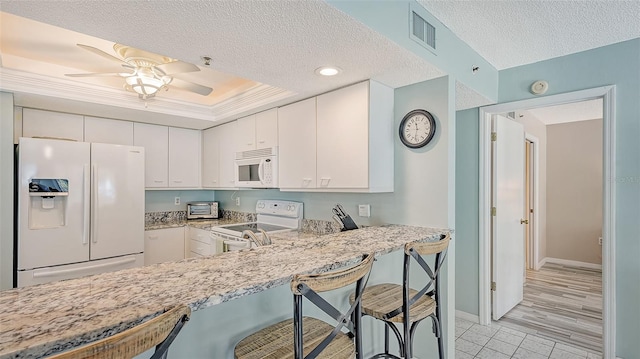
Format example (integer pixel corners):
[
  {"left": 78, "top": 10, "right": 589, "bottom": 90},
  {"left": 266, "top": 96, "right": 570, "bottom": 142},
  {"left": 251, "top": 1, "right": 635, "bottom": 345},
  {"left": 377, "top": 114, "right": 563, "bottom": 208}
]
[{"left": 0, "top": 92, "right": 15, "bottom": 290}]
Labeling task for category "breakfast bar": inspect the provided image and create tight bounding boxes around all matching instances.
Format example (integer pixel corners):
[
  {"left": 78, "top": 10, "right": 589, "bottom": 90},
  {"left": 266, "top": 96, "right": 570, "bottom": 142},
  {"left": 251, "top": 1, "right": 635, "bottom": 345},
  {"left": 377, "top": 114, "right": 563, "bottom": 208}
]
[{"left": 0, "top": 225, "right": 450, "bottom": 359}]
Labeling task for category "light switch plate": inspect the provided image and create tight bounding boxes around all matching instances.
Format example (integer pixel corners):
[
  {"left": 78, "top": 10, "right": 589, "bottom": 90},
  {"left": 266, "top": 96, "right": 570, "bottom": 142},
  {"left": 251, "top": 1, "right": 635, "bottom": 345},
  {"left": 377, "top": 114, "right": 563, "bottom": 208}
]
[{"left": 358, "top": 204, "right": 371, "bottom": 217}]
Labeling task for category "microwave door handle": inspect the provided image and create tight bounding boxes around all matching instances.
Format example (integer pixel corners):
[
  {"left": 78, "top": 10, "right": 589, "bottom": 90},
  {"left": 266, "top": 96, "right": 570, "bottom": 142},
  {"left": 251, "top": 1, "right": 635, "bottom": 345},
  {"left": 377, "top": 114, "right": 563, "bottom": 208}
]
[{"left": 258, "top": 161, "right": 265, "bottom": 185}]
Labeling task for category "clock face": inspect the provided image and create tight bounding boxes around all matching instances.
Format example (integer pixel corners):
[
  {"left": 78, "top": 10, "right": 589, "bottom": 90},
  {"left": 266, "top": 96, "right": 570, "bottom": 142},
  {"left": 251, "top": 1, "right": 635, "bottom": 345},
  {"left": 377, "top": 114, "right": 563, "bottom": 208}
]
[{"left": 399, "top": 110, "right": 436, "bottom": 148}]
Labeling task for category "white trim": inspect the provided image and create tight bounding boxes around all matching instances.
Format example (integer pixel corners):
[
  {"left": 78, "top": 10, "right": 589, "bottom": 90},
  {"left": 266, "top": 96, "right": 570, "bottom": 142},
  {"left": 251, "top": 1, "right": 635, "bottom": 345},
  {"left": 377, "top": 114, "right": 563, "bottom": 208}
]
[
  {"left": 524, "top": 133, "right": 540, "bottom": 270},
  {"left": 543, "top": 257, "right": 603, "bottom": 270},
  {"left": 455, "top": 310, "right": 480, "bottom": 324},
  {"left": 537, "top": 257, "right": 548, "bottom": 269},
  {"left": 478, "top": 86, "right": 616, "bottom": 359}
]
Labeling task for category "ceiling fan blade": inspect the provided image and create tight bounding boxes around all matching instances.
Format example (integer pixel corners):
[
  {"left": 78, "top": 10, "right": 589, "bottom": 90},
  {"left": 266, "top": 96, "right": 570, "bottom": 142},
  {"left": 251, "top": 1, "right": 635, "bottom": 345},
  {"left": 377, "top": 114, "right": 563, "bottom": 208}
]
[
  {"left": 156, "top": 61, "right": 200, "bottom": 75},
  {"left": 65, "top": 72, "right": 125, "bottom": 77},
  {"left": 170, "top": 78, "right": 213, "bottom": 96},
  {"left": 77, "top": 44, "right": 128, "bottom": 65}
]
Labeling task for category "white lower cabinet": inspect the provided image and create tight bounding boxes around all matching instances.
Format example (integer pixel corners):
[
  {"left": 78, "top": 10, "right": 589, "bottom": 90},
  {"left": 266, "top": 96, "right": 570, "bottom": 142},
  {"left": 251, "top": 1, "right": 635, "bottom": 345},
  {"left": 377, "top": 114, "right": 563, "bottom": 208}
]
[
  {"left": 188, "top": 227, "right": 214, "bottom": 257},
  {"left": 144, "top": 227, "right": 185, "bottom": 265}
]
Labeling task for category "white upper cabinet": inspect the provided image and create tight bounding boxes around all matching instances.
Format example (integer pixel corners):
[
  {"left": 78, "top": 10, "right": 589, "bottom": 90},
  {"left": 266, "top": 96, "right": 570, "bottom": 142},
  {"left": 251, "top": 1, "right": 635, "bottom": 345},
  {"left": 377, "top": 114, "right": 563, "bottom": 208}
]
[
  {"left": 134, "top": 123, "right": 168, "bottom": 188},
  {"left": 278, "top": 98, "right": 317, "bottom": 189},
  {"left": 168, "top": 127, "right": 201, "bottom": 188},
  {"left": 84, "top": 116, "right": 133, "bottom": 145},
  {"left": 236, "top": 114, "right": 257, "bottom": 152},
  {"left": 236, "top": 108, "right": 278, "bottom": 152},
  {"left": 202, "top": 127, "right": 220, "bottom": 188},
  {"left": 255, "top": 108, "right": 278, "bottom": 149},
  {"left": 279, "top": 81, "right": 394, "bottom": 192},
  {"left": 22, "top": 108, "right": 84, "bottom": 141},
  {"left": 217, "top": 121, "right": 239, "bottom": 188}
]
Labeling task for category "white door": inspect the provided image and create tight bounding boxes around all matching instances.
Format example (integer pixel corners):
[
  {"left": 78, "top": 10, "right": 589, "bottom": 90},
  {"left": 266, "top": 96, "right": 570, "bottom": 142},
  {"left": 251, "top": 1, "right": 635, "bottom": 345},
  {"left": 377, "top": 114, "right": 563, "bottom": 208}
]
[
  {"left": 90, "top": 143, "right": 145, "bottom": 260},
  {"left": 18, "top": 138, "right": 90, "bottom": 269},
  {"left": 492, "top": 115, "right": 526, "bottom": 320}
]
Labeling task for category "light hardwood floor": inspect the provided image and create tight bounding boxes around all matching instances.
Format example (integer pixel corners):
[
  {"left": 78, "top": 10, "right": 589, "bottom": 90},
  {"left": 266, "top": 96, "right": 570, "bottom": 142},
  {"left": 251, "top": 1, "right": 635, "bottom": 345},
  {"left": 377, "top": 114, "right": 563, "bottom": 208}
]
[{"left": 496, "top": 262, "right": 603, "bottom": 353}]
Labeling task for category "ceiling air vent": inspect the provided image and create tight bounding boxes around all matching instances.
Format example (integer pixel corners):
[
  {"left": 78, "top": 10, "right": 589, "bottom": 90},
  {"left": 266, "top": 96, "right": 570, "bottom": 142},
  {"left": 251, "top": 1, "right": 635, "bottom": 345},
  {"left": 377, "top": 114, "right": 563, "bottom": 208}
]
[{"left": 410, "top": 11, "right": 436, "bottom": 51}]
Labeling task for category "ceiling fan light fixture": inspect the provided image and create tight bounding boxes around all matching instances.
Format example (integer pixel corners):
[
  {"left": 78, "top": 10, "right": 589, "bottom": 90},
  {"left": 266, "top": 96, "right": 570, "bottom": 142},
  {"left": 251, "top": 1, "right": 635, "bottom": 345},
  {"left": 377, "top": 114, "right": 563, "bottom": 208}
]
[{"left": 125, "top": 74, "right": 170, "bottom": 98}]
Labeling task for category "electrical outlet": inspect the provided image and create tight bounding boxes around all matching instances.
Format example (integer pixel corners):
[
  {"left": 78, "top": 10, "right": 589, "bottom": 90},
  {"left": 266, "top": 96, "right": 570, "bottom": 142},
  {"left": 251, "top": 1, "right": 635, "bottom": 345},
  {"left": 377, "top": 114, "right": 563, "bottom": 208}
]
[
  {"left": 598, "top": 237, "right": 602, "bottom": 245},
  {"left": 174, "top": 197, "right": 180, "bottom": 205},
  {"left": 236, "top": 197, "right": 240, "bottom": 206},
  {"left": 358, "top": 204, "right": 371, "bottom": 217}
]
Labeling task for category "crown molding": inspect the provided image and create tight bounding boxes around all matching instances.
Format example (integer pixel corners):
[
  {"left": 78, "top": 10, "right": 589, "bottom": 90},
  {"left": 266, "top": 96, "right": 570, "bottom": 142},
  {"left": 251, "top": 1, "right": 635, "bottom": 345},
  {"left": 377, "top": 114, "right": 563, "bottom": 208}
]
[{"left": 0, "top": 68, "right": 296, "bottom": 122}]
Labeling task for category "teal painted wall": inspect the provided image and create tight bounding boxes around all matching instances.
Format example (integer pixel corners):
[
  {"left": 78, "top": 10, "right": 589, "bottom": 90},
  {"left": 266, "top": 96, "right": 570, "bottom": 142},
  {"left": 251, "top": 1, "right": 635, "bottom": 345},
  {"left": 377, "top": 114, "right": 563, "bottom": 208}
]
[
  {"left": 0, "top": 92, "right": 14, "bottom": 290},
  {"left": 454, "top": 108, "right": 480, "bottom": 315},
  {"left": 454, "top": 39, "right": 640, "bottom": 357},
  {"left": 145, "top": 190, "right": 215, "bottom": 213}
]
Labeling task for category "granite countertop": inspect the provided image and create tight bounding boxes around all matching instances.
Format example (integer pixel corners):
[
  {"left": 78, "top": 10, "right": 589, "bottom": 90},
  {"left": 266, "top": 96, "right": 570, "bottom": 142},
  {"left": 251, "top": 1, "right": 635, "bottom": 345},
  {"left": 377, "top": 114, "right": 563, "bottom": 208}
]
[
  {"left": 145, "top": 218, "right": 241, "bottom": 231},
  {"left": 0, "top": 225, "right": 450, "bottom": 359}
]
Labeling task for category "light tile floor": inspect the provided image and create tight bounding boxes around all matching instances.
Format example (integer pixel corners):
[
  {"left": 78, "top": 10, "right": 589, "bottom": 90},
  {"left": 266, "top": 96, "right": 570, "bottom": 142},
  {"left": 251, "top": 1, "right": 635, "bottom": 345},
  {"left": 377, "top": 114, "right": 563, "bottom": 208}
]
[{"left": 455, "top": 317, "right": 602, "bottom": 359}]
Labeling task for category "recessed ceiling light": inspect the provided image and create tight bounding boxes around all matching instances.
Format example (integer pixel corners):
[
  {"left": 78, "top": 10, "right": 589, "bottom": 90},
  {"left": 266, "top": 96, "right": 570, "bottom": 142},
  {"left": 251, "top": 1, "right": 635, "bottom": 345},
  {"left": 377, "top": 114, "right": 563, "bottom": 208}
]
[{"left": 315, "top": 66, "right": 341, "bottom": 76}]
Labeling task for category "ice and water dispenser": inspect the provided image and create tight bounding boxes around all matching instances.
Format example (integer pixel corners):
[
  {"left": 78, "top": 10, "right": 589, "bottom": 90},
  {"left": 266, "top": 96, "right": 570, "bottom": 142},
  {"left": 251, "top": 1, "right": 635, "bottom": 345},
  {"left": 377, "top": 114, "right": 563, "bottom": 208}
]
[{"left": 28, "top": 178, "right": 69, "bottom": 229}]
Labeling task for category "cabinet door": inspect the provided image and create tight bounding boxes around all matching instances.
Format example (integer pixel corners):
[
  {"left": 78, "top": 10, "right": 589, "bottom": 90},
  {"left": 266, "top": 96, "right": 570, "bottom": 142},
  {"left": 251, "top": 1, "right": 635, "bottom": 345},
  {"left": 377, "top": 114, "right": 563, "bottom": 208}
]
[
  {"left": 133, "top": 123, "right": 168, "bottom": 188},
  {"left": 22, "top": 108, "right": 84, "bottom": 141},
  {"left": 202, "top": 127, "right": 220, "bottom": 188},
  {"left": 255, "top": 108, "right": 278, "bottom": 149},
  {"left": 144, "top": 228, "right": 185, "bottom": 265},
  {"left": 316, "top": 81, "right": 369, "bottom": 188},
  {"left": 168, "top": 127, "right": 201, "bottom": 188},
  {"left": 84, "top": 116, "right": 133, "bottom": 145},
  {"left": 217, "top": 121, "right": 239, "bottom": 188},
  {"left": 236, "top": 114, "right": 256, "bottom": 152},
  {"left": 277, "top": 98, "right": 317, "bottom": 189}
]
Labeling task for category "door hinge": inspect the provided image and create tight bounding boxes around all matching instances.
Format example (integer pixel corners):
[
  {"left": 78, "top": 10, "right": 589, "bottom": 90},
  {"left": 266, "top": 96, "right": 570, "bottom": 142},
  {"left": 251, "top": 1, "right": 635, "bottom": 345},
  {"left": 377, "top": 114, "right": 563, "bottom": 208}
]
[
  {"left": 491, "top": 132, "right": 497, "bottom": 141},
  {"left": 491, "top": 282, "right": 496, "bottom": 291},
  {"left": 491, "top": 207, "right": 496, "bottom": 216}
]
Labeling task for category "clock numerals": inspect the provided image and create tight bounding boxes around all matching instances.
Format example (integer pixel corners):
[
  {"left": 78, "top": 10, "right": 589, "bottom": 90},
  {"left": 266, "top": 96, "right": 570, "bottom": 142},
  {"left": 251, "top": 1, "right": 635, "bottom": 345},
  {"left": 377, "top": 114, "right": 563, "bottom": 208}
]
[{"left": 399, "top": 110, "right": 436, "bottom": 148}]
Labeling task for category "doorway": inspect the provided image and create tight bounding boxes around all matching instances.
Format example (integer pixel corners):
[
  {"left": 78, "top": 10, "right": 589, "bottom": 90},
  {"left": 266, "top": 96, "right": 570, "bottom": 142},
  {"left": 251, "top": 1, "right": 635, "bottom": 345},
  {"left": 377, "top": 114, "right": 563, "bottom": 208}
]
[{"left": 478, "top": 86, "right": 616, "bottom": 358}]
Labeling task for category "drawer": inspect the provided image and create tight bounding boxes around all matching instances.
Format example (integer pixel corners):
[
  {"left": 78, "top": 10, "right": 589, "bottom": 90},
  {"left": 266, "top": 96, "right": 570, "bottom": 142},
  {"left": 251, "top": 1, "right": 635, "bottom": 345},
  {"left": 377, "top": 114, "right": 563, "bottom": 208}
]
[
  {"left": 190, "top": 239, "right": 212, "bottom": 256},
  {"left": 189, "top": 229, "right": 211, "bottom": 244}
]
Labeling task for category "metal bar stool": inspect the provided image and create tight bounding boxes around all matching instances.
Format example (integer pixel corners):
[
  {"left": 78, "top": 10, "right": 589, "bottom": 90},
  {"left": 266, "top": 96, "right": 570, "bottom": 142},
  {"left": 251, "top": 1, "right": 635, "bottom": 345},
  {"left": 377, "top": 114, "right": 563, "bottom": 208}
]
[
  {"left": 350, "top": 234, "right": 450, "bottom": 359},
  {"left": 47, "top": 305, "right": 191, "bottom": 359},
  {"left": 234, "top": 253, "right": 375, "bottom": 359}
]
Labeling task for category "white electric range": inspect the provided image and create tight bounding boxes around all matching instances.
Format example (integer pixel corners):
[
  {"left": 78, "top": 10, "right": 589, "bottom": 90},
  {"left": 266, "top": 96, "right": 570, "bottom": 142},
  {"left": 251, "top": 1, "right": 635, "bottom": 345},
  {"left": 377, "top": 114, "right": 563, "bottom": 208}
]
[{"left": 211, "top": 200, "right": 303, "bottom": 253}]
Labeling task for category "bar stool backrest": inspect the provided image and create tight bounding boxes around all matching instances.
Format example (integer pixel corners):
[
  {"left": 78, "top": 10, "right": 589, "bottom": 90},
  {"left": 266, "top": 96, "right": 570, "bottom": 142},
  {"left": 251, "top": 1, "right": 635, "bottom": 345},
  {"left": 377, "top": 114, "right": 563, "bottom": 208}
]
[
  {"left": 47, "top": 305, "right": 191, "bottom": 359},
  {"left": 290, "top": 253, "right": 375, "bottom": 359}
]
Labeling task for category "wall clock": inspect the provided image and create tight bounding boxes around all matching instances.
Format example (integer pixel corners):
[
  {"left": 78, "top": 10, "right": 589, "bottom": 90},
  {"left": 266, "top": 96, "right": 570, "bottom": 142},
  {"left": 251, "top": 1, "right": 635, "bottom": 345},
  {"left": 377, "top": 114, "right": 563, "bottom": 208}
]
[{"left": 399, "top": 109, "right": 436, "bottom": 148}]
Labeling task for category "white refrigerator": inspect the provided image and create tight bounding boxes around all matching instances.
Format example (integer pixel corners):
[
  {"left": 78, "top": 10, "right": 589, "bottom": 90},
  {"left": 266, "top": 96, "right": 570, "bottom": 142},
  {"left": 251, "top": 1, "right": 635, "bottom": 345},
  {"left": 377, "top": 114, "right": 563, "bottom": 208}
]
[{"left": 17, "top": 137, "right": 145, "bottom": 287}]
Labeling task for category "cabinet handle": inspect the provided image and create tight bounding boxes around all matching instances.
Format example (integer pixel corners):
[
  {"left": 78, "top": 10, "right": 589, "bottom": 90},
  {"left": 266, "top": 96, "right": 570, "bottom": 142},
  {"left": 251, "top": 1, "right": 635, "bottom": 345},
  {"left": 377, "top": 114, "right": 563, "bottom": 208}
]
[
  {"left": 148, "top": 235, "right": 159, "bottom": 240},
  {"left": 247, "top": 142, "right": 253, "bottom": 146},
  {"left": 319, "top": 177, "right": 331, "bottom": 187},
  {"left": 258, "top": 140, "right": 265, "bottom": 144},
  {"left": 173, "top": 180, "right": 183, "bottom": 183},
  {"left": 153, "top": 180, "right": 164, "bottom": 183}
]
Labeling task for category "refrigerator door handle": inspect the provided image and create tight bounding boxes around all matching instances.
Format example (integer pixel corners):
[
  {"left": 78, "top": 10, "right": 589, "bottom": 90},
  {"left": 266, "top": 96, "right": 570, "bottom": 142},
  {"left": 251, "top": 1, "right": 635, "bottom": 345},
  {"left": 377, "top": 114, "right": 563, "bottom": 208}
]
[
  {"left": 91, "top": 164, "right": 98, "bottom": 244},
  {"left": 82, "top": 164, "right": 90, "bottom": 245},
  {"left": 32, "top": 257, "right": 137, "bottom": 278}
]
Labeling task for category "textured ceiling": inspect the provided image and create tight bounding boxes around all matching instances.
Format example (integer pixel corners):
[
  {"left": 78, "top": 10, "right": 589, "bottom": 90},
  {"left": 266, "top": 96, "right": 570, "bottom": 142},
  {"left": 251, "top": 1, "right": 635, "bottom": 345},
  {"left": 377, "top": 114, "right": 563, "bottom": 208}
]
[
  {"left": 0, "top": 1, "right": 447, "bottom": 126},
  {"left": 420, "top": 0, "right": 640, "bottom": 70},
  {"left": 523, "top": 99, "right": 603, "bottom": 126}
]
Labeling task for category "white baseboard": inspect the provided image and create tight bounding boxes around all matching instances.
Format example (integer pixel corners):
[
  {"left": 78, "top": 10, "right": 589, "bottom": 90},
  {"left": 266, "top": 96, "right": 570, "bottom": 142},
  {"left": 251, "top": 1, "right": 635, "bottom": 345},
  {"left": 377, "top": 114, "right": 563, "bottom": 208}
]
[
  {"left": 455, "top": 310, "right": 479, "bottom": 323},
  {"left": 542, "top": 257, "right": 602, "bottom": 270},
  {"left": 537, "top": 257, "right": 547, "bottom": 269}
]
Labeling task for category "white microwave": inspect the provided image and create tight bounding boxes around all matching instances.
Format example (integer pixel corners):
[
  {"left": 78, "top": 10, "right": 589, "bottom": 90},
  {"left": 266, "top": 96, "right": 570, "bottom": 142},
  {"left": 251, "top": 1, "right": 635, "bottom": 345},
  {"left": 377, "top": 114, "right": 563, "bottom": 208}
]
[{"left": 234, "top": 147, "right": 278, "bottom": 188}]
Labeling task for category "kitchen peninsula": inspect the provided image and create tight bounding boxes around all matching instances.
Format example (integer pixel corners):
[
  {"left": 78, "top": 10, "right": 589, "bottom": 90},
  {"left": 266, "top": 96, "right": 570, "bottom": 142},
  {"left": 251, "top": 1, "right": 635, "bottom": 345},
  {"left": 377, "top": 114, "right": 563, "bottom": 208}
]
[{"left": 0, "top": 225, "right": 450, "bottom": 359}]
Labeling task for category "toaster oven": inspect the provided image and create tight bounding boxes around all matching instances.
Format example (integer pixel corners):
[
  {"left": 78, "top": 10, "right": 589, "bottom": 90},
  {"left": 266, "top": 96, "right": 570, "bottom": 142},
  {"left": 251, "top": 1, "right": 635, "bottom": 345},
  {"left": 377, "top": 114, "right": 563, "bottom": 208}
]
[{"left": 187, "top": 202, "right": 219, "bottom": 220}]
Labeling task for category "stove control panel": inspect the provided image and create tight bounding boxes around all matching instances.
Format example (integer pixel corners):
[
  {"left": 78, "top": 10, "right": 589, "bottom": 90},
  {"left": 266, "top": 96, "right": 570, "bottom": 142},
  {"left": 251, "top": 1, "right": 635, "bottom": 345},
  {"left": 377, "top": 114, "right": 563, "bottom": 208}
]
[{"left": 255, "top": 200, "right": 303, "bottom": 218}]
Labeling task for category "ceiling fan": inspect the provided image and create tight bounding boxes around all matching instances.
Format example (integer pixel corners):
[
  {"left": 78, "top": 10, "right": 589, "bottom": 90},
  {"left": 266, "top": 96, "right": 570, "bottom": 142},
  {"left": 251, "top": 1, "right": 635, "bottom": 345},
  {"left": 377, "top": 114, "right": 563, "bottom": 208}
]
[{"left": 65, "top": 44, "right": 213, "bottom": 100}]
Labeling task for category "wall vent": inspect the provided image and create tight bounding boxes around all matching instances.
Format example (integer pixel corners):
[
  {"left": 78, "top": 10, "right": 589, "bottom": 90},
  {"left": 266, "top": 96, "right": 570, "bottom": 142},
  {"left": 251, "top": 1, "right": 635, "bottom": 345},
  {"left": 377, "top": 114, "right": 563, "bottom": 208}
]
[{"left": 410, "top": 11, "right": 436, "bottom": 50}]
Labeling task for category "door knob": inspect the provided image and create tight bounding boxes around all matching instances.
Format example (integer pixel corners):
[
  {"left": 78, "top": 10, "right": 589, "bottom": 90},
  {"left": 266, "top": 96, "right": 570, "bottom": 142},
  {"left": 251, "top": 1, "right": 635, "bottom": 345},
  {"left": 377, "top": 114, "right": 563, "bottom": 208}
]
[{"left": 520, "top": 219, "right": 529, "bottom": 224}]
